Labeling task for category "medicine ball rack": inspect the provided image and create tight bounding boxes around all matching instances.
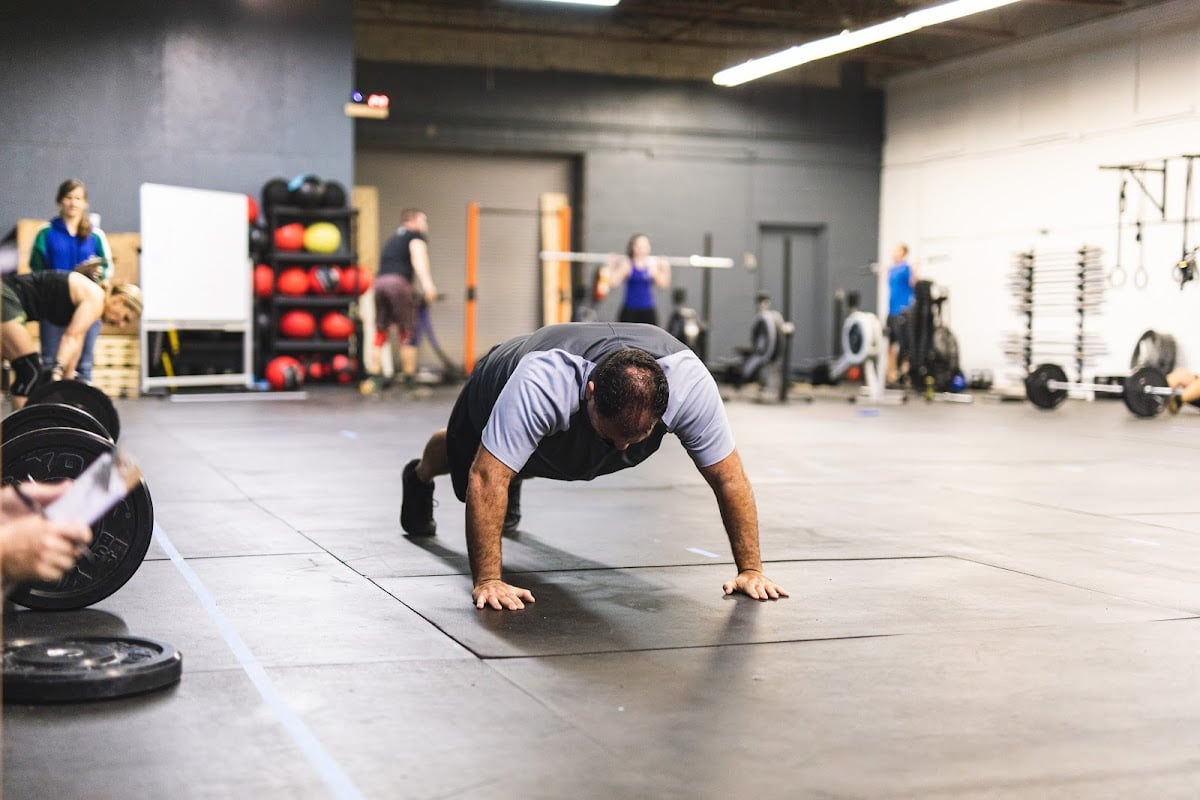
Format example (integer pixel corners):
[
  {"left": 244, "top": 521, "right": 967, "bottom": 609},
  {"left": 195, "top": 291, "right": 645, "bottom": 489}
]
[{"left": 257, "top": 205, "right": 363, "bottom": 382}]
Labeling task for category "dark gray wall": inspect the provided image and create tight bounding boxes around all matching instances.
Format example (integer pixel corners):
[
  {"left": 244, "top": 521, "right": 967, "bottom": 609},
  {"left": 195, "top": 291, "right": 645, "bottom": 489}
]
[
  {"left": 354, "top": 63, "right": 883, "bottom": 361},
  {"left": 0, "top": 0, "right": 353, "bottom": 234}
]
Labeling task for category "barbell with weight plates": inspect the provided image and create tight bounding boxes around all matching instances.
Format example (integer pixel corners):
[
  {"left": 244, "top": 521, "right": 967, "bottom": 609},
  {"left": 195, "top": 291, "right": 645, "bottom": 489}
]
[
  {"left": 1025, "top": 363, "right": 1174, "bottom": 418},
  {"left": 2, "top": 426, "right": 154, "bottom": 610},
  {"left": 24, "top": 380, "right": 120, "bottom": 441},
  {"left": 2, "top": 402, "right": 111, "bottom": 445}
]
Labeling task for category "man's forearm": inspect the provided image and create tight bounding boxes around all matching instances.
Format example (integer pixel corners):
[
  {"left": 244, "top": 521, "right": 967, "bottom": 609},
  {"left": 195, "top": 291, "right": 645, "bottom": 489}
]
[
  {"left": 465, "top": 471, "right": 510, "bottom": 584},
  {"left": 702, "top": 451, "right": 763, "bottom": 573},
  {"left": 717, "top": 481, "right": 762, "bottom": 572}
]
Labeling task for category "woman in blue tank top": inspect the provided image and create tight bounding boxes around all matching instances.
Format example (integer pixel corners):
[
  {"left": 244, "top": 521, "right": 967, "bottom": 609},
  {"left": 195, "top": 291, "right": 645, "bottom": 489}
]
[{"left": 597, "top": 233, "right": 671, "bottom": 326}]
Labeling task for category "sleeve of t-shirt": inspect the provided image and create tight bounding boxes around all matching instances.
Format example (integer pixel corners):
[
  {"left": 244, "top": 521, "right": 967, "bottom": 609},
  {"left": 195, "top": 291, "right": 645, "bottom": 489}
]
[
  {"left": 480, "top": 350, "right": 588, "bottom": 473},
  {"left": 660, "top": 350, "right": 735, "bottom": 468}
]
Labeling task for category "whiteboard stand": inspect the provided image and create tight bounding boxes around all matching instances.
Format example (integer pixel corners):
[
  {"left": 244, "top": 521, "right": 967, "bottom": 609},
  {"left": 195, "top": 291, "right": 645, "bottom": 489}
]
[
  {"left": 139, "top": 183, "right": 257, "bottom": 395},
  {"left": 140, "top": 319, "right": 256, "bottom": 394}
]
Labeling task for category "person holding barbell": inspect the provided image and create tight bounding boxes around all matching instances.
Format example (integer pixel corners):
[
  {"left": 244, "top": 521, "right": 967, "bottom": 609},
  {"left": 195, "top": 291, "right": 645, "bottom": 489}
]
[
  {"left": 596, "top": 234, "right": 672, "bottom": 326},
  {"left": 1165, "top": 368, "right": 1200, "bottom": 414},
  {"left": 1, "top": 270, "right": 143, "bottom": 410},
  {"left": 399, "top": 321, "right": 789, "bottom": 611}
]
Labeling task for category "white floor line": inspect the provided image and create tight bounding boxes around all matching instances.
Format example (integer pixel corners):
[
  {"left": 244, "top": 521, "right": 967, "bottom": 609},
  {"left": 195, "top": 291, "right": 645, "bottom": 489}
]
[{"left": 153, "top": 523, "right": 365, "bottom": 800}]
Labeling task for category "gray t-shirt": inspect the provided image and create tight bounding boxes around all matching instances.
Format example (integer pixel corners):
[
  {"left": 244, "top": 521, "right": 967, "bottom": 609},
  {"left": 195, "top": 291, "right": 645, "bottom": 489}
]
[{"left": 469, "top": 323, "right": 734, "bottom": 482}]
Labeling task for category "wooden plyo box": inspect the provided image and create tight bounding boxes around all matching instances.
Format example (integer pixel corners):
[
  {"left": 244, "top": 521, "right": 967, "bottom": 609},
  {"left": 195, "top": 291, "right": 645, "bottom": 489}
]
[{"left": 91, "top": 334, "right": 139, "bottom": 399}]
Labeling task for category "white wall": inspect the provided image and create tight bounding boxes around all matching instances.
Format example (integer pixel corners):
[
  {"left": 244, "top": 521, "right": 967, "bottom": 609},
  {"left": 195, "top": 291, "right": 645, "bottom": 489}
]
[{"left": 879, "top": 0, "right": 1200, "bottom": 385}]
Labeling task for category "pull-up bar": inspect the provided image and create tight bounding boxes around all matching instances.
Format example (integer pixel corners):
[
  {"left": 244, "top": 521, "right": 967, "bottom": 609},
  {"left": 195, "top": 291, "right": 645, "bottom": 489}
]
[{"left": 539, "top": 250, "right": 734, "bottom": 269}]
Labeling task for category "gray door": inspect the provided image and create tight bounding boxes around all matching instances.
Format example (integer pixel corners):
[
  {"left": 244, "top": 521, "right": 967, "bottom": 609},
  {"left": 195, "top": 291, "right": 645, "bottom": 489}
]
[{"left": 757, "top": 226, "right": 826, "bottom": 373}]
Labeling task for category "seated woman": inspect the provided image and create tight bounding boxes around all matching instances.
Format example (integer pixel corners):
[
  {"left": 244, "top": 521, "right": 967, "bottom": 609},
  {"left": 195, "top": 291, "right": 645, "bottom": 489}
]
[{"left": 2, "top": 270, "right": 142, "bottom": 409}]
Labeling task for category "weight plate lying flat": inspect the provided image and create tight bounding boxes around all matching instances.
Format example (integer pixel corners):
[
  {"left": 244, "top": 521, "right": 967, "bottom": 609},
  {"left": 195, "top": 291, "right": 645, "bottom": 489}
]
[
  {"left": 2, "top": 427, "right": 154, "bottom": 610},
  {"left": 2, "top": 402, "right": 112, "bottom": 445},
  {"left": 26, "top": 380, "right": 120, "bottom": 442},
  {"left": 3, "top": 636, "right": 182, "bottom": 704},
  {"left": 1026, "top": 363, "right": 1068, "bottom": 410},
  {"left": 1124, "top": 365, "right": 1168, "bottom": 418}
]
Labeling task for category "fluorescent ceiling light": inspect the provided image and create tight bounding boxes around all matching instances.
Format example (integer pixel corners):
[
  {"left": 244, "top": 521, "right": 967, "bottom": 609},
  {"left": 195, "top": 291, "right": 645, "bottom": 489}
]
[
  {"left": 522, "top": 0, "right": 619, "bottom": 6},
  {"left": 713, "top": 0, "right": 1023, "bottom": 86}
]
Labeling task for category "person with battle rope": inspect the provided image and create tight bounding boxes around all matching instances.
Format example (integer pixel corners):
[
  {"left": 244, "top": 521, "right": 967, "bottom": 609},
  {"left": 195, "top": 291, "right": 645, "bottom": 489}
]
[
  {"left": 360, "top": 208, "right": 438, "bottom": 394},
  {"left": 1, "top": 270, "right": 142, "bottom": 409},
  {"left": 400, "top": 321, "right": 789, "bottom": 610}
]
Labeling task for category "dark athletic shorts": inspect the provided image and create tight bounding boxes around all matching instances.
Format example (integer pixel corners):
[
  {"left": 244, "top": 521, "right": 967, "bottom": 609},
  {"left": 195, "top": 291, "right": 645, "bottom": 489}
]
[
  {"left": 443, "top": 343, "right": 506, "bottom": 503},
  {"left": 373, "top": 273, "right": 417, "bottom": 340},
  {"left": 2, "top": 283, "right": 28, "bottom": 324}
]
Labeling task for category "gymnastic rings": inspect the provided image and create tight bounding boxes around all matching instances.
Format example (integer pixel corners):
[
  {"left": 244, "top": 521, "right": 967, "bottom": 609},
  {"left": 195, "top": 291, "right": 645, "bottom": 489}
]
[{"left": 1107, "top": 265, "right": 1127, "bottom": 289}]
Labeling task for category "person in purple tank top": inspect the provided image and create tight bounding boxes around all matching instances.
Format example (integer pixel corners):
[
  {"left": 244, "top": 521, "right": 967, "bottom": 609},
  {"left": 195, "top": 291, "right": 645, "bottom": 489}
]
[{"left": 595, "top": 233, "right": 672, "bottom": 326}]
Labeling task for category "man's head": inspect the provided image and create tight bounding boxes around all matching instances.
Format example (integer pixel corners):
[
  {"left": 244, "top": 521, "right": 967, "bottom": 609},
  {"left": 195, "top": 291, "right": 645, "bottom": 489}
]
[
  {"left": 586, "top": 348, "right": 669, "bottom": 451},
  {"left": 892, "top": 242, "right": 909, "bottom": 263},
  {"left": 103, "top": 283, "right": 143, "bottom": 327},
  {"left": 401, "top": 208, "right": 428, "bottom": 234}
]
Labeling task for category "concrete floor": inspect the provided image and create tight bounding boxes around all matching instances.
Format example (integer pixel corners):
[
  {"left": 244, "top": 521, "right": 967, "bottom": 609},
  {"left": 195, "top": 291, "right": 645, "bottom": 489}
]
[{"left": 5, "top": 385, "right": 1200, "bottom": 799}]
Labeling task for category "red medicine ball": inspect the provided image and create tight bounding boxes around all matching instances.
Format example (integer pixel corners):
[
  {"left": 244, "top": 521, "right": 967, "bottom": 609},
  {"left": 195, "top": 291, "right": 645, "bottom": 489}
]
[
  {"left": 265, "top": 356, "right": 304, "bottom": 390},
  {"left": 338, "top": 265, "right": 373, "bottom": 295},
  {"left": 246, "top": 195, "right": 260, "bottom": 224},
  {"left": 253, "top": 264, "right": 274, "bottom": 298},
  {"left": 280, "top": 309, "right": 316, "bottom": 339},
  {"left": 331, "top": 354, "right": 357, "bottom": 383},
  {"left": 274, "top": 222, "right": 305, "bottom": 252},
  {"left": 306, "top": 360, "right": 328, "bottom": 382},
  {"left": 276, "top": 268, "right": 309, "bottom": 296},
  {"left": 309, "top": 265, "right": 342, "bottom": 295},
  {"left": 320, "top": 312, "right": 354, "bottom": 340}
]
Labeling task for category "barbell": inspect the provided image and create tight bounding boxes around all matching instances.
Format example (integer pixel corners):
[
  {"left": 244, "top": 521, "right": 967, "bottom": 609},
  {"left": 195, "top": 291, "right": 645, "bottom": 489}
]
[
  {"left": 1, "top": 381, "right": 151, "bottom": 611},
  {"left": 1025, "top": 363, "right": 1175, "bottom": 418},
  {"left": 3, "top": 380, "right": 121, "bottom": 444},
  {"left": 539, "top": 250, "right": 734, "bottom": 269}
]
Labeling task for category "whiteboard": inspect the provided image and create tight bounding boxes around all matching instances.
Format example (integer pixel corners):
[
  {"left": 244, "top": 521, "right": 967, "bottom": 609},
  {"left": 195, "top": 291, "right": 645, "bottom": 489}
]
[{"left": 140, "top": 183, "right": 249, "bottom": 323}]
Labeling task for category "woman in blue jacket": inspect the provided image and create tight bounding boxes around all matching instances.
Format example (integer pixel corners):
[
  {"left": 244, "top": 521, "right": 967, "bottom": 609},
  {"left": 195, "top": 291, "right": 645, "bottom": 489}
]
[{"left": 29, "top": 179, "right": 112, "bottom": 382}]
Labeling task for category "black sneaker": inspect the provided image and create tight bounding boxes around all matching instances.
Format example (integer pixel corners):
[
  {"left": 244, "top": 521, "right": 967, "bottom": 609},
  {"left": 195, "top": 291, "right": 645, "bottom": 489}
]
[
  {"left": 503, "top": 479, "right": 522, "bottom": 535},
  {"left": 401, "top": 459, "right": 437, "bottom": 536}
]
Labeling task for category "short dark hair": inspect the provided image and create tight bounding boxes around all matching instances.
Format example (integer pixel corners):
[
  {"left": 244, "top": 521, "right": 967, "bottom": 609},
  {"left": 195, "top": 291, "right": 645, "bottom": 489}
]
[{"left": 591, "top": 348, "right": 669, "bottom": 436}]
